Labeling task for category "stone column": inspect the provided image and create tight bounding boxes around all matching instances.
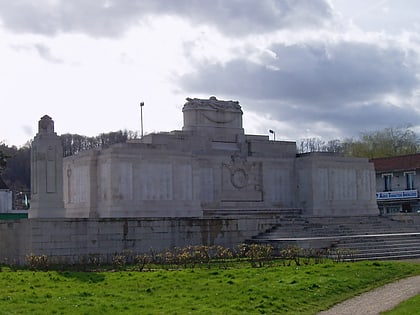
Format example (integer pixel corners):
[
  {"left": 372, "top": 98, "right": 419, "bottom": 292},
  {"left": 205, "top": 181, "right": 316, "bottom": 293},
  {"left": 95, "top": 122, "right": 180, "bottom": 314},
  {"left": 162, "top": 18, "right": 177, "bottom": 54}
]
[{"left": 29, "top": 115, "right": 65, "bottom": 218}]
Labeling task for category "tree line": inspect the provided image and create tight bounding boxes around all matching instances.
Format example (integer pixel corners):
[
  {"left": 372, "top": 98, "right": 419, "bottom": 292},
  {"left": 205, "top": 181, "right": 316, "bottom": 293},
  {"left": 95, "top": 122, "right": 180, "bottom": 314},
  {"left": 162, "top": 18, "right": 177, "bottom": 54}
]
[
  {"left": 297, "top": 126, "right": 419, "bottom": 158},
  {"left": 1, "top": 126, "right": 419, "bottom": 192},
  {"left": 61, "top": 129, "right": 139, "bottom": 157}
]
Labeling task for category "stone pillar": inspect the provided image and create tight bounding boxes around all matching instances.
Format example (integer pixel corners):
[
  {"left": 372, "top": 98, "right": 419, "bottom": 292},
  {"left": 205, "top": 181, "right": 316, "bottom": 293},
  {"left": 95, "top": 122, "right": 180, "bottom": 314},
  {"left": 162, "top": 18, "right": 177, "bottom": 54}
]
[{"left": 29, "top": 115, "right": 65, "bottom": 218}]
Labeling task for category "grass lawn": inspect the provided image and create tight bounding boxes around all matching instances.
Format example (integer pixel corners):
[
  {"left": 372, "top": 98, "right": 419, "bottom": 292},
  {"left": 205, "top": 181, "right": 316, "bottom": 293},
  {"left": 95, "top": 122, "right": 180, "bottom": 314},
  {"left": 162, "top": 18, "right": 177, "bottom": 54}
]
[
  {"left": 1, "top": 261, "right": 420, "bottom": 314},
  {"left": 382, "top": 293, "right": 420, "bottom": 315}
]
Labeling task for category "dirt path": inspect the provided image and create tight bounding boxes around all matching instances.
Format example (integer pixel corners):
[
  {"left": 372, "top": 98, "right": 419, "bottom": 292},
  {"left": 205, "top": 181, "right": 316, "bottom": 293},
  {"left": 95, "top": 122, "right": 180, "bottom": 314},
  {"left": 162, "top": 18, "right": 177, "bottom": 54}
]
[{"left": 317, "top": 275, "right": 420, "bottom": 315}]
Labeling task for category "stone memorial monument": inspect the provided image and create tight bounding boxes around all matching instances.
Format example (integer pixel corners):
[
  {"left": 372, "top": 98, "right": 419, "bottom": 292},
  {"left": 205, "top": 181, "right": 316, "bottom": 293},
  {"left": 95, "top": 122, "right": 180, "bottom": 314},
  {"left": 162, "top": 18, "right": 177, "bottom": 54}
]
[{"left": 30, "top": 97, "right": 379, "bottom": 218}]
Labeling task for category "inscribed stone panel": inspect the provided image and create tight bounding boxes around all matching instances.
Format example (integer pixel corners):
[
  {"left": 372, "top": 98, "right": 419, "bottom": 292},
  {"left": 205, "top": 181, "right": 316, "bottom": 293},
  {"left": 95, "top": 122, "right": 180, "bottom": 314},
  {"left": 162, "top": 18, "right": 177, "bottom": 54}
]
[
  {"left": 317, "top": 168, "right": 329, "bottom": 201},
  {"left": 116, "top": 163, "right": 133, "bottom": 201},
  {"left": 173, "top": 164, "right": 193, "bottom": 201},
  {"left": 200, "top": 168, "right": 214, "bottom": 203},
  {"left": 99, "top": 163, "right": 111, "bottom": 201},
  {"left": 330, "top": 168, "right": 356, "bottom": 201},
  {"left": 72, "top": 165, "right": 88, "bottom": 203},
  {"left": 46, "top": 146, "right": 56, "bottom": 193},
  {"left": 140, "top": 163, "right": 173, "bottom": 200},
  {"left": 269, "top": 169, "right": 290, "bottom": 203},
  {"left": 357, "top": 169, "right": 372, "bottom": 200}
]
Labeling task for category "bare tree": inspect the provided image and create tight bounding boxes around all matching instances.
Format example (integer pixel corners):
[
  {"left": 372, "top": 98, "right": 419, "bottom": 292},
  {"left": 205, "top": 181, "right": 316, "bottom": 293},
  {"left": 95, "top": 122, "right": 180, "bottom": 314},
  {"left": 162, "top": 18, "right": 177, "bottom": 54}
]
[
  {"left": 61, "top": 129, "right": 139, "bottom": 157},
  {"left": 297, "top": 138, "right": 343, "bottom": 154}
]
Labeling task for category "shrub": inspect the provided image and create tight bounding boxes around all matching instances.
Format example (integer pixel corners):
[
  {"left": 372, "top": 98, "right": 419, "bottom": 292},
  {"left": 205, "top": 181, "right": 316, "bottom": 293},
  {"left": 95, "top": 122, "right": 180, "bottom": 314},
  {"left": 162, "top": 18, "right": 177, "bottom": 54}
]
[
  {"left": 25, "top": 254, "right": 50, "bottom": 271},
  {"left": 18, "top": 244, "right": 354, "bottom": 271},
  {"left": 193, "top": 245, "right": 212, "bottom": 267},
  {"left": 244, "top": 244, "right": 274, "bottom": 268},
  {"left": 330, "top": 248, "right": 357, "bottom": 263},
  {"left": 135, "top": 254, "right": 151, "bottom": 271},
  {"left": 214, "top": 245, "right": 234, "bottom": 269},
  {"left": 279, "top": 246, "right": 301, "bottom": 266},
  {"left": 179, "top": 246, "right": 194, "bottom": 268},
  {"left": 112, "top": 253, "right": 127, "bottom": 269}
]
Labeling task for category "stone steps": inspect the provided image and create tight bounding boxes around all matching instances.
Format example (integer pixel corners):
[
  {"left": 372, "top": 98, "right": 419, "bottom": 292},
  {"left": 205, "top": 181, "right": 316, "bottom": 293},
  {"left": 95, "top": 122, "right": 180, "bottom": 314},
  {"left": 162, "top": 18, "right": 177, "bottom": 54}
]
[
  {"left": 248, "top": 215, "right": 420, "bottom": 261},
  {"left": 260, "top": 229, "right": 420, "bottom": 239},
  {"left": 203, "top": 208, "right": 303, "bottom": 218},
  {"left": 332, "top": 234, "right": 420, "bottom": 261},
  {"left": 339, "top": 240, "right": 420, "bottom": 250},
  {"left": 265, "top": 219, "right": 419, "bottom": 232}
]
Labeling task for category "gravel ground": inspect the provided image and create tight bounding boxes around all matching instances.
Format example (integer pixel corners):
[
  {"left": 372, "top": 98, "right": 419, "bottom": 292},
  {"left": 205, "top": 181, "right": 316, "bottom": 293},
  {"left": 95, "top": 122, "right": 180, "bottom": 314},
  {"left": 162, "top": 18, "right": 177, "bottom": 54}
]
[{"left": 317, "top": 275, "right": 420, "bottom": 315}]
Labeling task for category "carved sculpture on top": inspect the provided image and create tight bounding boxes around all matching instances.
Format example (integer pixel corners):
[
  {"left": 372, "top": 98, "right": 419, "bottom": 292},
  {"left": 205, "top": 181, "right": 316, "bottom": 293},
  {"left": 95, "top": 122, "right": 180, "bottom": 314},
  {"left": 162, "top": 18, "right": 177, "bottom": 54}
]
[
  {"left": 184, "top": 96, "right": 242, "bottom": 112},
  {"left": 38, "top": 115, "right": 55, "bottom": 134},
  {"left": 182, "top": 96, "right": 244, "bottom": 135}
]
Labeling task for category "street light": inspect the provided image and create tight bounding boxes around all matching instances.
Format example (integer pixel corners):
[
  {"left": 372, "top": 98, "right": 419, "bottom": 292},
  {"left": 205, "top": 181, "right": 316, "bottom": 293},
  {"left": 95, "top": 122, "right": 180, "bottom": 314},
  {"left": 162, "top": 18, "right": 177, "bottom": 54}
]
[
  {"left": 269, "top": 129, "right": 276, "bottom": 141},
  {"left": 140, "top": 102, "right": 144, "bottom": 138}
]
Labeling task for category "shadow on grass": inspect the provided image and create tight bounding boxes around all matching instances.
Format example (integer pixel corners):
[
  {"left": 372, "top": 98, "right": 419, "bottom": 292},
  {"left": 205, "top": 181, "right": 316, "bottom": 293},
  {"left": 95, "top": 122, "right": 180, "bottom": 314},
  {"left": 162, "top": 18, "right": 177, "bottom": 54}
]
[{"left": 58, "top": 271, "right": 105, "bottom": 283}]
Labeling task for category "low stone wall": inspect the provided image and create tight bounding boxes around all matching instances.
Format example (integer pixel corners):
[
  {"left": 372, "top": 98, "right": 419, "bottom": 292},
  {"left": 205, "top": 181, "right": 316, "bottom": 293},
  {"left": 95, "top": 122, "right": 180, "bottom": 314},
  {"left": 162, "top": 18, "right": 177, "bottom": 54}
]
[
  {"left": 388, "top": 213, "right": 420, "bottom": 224},
  {"left": 0, "top": 215, "right": 277, "bottom": 265}
]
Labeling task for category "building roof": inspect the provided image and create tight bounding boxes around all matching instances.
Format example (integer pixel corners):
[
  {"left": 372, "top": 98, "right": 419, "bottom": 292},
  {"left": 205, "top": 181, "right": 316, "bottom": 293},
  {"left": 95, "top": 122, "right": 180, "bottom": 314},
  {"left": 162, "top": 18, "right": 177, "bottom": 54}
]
[
  {"left": 370, "top": 153, "right": 420, "bottom": 172},
  {"left": 0, "top": 176, "right": 9, "bottom": 190}
]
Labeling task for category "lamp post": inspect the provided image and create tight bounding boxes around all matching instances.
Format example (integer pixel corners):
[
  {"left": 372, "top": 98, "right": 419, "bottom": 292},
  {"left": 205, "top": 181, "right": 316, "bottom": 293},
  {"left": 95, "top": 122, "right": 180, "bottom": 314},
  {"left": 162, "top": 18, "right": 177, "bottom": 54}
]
[
  {"left": 269, "top": 129, "right": 275, "bottom": 141},
  {"left": 140, "top": 102, "right": 144, "bottom": 138}
]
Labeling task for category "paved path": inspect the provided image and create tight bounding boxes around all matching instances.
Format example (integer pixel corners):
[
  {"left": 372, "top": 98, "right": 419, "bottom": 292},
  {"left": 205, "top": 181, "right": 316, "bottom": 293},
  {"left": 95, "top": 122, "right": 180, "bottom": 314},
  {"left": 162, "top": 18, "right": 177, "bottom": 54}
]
[{"left": 318, "top": 275, "right": 420, "bottom": 315}]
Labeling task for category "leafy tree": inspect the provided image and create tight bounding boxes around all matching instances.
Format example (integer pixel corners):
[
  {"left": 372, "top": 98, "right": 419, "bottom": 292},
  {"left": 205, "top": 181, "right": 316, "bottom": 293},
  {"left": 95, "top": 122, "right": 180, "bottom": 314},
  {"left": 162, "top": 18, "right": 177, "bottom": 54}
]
[
  {"left": 343, "top": 126, "right": 419, "bottom": 158},
  {"left": 297, "top": 126, "right": 419, "bottom": 158}
]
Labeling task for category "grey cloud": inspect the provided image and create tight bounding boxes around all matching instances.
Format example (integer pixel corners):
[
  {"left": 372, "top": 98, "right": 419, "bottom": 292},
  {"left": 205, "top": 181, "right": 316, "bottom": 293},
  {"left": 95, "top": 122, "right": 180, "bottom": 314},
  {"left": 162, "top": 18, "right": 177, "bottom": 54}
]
[
  {"left": 181, "top": 42, "right": 419, "bottom": 106},
  {"left": 0, "top": 0, "right": 138, "bottom": 36},
  {"left": 0, "top": 0, "right": 333, "bottom": 37},
  {"left": 162, "top": 0, "right": 333, "bottom": 36},
  {"left": 33, "top": 44, "right": 63, "bottom": 63},
  {"left": 11, "top": 43, "right": 63, "bottom": 63},
  {"left": 180, "top": 41, "right": 420, "bottom": 137},
  {"left": 272, "top": 101, "right": 420, "bottom": 137}
]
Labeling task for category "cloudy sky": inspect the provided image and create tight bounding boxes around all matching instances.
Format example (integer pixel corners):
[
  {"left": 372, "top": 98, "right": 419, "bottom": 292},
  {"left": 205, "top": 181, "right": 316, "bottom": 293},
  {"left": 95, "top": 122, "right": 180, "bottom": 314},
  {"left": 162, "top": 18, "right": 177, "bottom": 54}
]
[{"left": 1, "top": 0, "right": 420, "bottom": 147}]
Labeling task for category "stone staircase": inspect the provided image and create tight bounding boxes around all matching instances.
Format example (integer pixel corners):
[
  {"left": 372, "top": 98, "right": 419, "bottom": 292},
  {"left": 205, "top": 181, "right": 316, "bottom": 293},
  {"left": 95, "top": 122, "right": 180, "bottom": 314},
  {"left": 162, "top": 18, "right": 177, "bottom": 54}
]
[{"left": 248, "top": 215, "right": 420, "bottom": 261}]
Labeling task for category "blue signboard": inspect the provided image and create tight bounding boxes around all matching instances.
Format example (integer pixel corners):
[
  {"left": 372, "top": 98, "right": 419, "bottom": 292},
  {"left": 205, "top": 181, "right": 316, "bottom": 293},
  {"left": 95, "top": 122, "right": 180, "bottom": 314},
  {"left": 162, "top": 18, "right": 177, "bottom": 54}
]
[{"left": 376, "top": 190, "right": 418, "bottom": 201}]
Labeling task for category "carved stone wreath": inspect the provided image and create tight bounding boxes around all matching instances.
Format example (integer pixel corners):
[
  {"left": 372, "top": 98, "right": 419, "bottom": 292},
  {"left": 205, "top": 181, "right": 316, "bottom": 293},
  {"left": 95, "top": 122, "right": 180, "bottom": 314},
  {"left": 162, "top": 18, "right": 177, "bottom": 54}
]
[{"left": 230, "top": 168, "right": 248, "bottom": 189}]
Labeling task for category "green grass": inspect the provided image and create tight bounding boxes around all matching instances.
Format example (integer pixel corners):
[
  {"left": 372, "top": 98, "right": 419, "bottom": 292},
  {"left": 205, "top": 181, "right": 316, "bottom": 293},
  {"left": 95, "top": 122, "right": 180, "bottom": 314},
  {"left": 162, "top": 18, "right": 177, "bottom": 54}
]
[
  {"left": 1, "top": 261, "right": 420, "bottom": 314},
  {"left": 381, "top": 293, "right": 420, "bottom": 315}
]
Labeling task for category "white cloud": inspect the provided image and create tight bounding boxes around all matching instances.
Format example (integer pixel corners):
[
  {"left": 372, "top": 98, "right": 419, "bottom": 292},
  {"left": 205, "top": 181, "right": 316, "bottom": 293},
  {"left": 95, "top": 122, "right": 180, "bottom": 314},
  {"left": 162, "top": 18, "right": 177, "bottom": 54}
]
[{"left": 1, "top": 0, "right": 420, "bottom": 146}]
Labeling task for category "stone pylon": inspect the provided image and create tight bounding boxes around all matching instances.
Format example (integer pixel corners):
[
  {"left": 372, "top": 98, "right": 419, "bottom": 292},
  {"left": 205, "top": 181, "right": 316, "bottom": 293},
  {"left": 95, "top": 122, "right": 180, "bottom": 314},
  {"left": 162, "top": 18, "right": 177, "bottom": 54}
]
[{"left": 29, "top": 115, "right": 65, "bottom": 218}]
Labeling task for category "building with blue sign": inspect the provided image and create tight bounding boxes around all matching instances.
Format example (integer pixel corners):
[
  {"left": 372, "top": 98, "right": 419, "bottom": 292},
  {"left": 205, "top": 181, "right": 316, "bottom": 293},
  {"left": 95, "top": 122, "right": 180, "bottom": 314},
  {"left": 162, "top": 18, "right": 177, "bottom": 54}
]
[{"left": 371, "top": 153, "right": 420, "bottom": 214}]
